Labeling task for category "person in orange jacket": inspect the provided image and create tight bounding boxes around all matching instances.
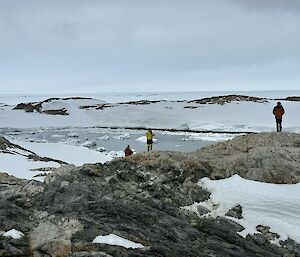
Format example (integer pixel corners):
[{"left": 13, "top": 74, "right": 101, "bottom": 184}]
[
  {"left": 273, "top": 102, "right": 285, "bottom": 132},
  {"left": 124, "top": 145, "right": 133, "bottom": 157}
]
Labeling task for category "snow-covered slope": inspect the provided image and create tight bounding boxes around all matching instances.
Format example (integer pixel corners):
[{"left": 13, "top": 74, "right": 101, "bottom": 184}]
[{"left": 0, "top": 95, "right": 299, "bottom": 133}]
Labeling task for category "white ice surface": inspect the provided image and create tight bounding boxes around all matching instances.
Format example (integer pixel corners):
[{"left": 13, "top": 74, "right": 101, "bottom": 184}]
[
  {"left": 181, "top": 132, "right": 236, "bottom": 142},
  {"left": 1, "top": 97, "right": 299, "bottom": 133},
  {"left": 10, "top": 140, "right": 123, "bottom": 166},
  {"left": 0, "top": 139, "right": 124, "bottom": 180},
  {"left": 113, "top": 133, "right": 131, "bottom": 140},
  {"left": 185, "top": 175, "right": 300, "bottom": 244},
  {"left": 2, "top": 229, "right": 24, "bottom": 239},
  {"left": 92, "top": 233, "right": 144, "bottom": 249}
]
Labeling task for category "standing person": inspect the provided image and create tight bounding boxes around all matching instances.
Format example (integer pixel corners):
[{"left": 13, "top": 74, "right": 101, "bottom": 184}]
[
  {"left": 124, "top": 145, "right": 133, "bottom": 157},
  {"left": 145, "top": 129, "right": 154, "bottom": 151},
  {"left": 273, "top": 102, "right": 285, "bottom": 132}
]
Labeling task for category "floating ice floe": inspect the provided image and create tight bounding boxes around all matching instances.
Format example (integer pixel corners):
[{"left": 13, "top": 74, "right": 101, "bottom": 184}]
[
  {"left": 68, "top": 132, "right": 79, "bottom": 138},
  {"left": 105, "top": 151, "right": 124, "bottom": 159},
  {"left": 98, "top": 135, "right": 110, "bottom": 140},
  {"left": 81, "top": 140, "right": 97, "bottom": 148},
  {"left": 182, "top": 133, "right": 235, "bottom": 142},
  {"left": 113, "top": 133, "right": 131, "bottom": 140},
  {"left": 97, "top": 146, "right": 106, "bottom": 152},
  {"left": 61, "top": 138, "right": 80, "bottom": 145}
]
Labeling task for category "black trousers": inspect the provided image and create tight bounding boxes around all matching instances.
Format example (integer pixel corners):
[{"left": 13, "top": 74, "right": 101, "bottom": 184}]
[
  {"left": 276, "top": 118, "right": 282, "bottom": 132},
  {"left": 147, "top": 139, "right": 153, "bottom": 151}
]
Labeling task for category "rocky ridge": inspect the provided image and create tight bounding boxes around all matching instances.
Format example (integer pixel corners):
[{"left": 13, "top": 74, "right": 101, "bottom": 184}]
[
  {"left": 1, "top": 133, "right": 300, "bottom": 257},
  {"left": 188, "top": 94, "right": 268, "bottom": 105}
]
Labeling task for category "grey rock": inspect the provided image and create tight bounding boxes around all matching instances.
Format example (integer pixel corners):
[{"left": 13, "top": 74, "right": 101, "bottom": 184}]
[
  {"left": 193, "top": 132, "right": 300, "bottom": 184},
  {"left": 280, "top": 238, "right": 300, "bottom": 256},
  {"left": 196, "top": 205, "right": 210, "bottom": 216},
  {"left": 256, "top": 225, "right": 280, "bottom": 241},
  {"left": 225, "top": 204, "right": 243, "bottom": 219}
]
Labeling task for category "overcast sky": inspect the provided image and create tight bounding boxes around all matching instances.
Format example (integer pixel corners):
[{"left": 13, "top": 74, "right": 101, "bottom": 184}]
[{"left": 1, "top": 0, "right": 300, "bottom": 94}]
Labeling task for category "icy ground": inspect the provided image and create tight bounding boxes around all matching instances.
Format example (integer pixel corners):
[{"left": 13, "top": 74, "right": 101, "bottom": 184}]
[{"left": 0, "top": 91, "right": 299, "bottom": 132}]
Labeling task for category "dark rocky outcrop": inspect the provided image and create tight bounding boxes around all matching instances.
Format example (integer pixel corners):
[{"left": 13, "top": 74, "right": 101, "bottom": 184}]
[
  {"left": 276, "top": 96, "right": 300, "bottom": 102},
  {"left": 13, "top": 97, "right": 94, "bottom": 115},
  {"left": 188, "top": 94, "right": 268, "bottom": 105},
  {"left": 1, "top": 133, "right": 300, "bottom": 256},
  {"left": 119, "top": 100, "right": 164, "bottom": 105},
  {"left": 225, "top": 204, "right": 243, "bottom": 219},
  {"left": 13, "top": 102, "right": 42, "bottom": 112},
  {"left": 42, "top": 108, "right": 68, "bottom": 116},
  {"left": 79, "top": 104, "right": 114, "bottom": 110}
]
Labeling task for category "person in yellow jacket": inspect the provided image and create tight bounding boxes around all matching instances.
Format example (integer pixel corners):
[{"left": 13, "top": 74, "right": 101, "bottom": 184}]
[{"left": 145, "top": 129, "right": 154, "bottom": 151}]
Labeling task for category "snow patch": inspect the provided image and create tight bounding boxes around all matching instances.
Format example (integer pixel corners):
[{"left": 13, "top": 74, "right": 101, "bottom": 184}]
[
  {"left": 97, "top": 146, "right": 106, "bottom": 152},
  {"left": 81, "top": 140, "right": 97, "bottom": 148},
  {"left": 92, "top": 233, "right": 144, "bottom": 249},
  {"left": 113, "top": 133, "right": 131, "bottom": 140},
  {"left": 192, "top": 175, "right": 300, "bottom": 244},
  {"left": 2, "top": 229, "right": 24, "bottom": 239},
  {"left": 182, "top": 133, "right": 236, "bottom": 142}
]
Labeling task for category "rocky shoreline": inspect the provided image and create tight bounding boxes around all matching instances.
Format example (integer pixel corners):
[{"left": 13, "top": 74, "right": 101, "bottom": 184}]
[{"left": 1, "top": 133, "right": 300, "bottom": 257}]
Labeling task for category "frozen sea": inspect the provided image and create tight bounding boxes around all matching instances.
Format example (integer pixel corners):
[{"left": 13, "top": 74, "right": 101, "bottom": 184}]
[{"left": 1, "top": 127, "right": 229, "bottom": 153}]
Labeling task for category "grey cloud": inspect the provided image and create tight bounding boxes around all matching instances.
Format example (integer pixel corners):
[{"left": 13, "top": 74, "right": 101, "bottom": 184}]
[
  {"left": 231, "top": 0, "right": 300, "bottom": 13},
  {"left": 0, "top": 0, "right": 299, "bottom": 93}
]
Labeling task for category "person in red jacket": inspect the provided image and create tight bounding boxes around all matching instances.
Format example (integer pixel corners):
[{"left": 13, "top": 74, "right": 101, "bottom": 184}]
[
  {"left": 273, "top": 102, "right": 285, "bottom": 132},
  {"left": 124, "top": 145, "right": 133, "bottom": 157}
]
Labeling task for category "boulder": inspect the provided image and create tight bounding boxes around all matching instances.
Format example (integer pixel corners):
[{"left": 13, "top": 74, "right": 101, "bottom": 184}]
[{"left": 193, "top": 132, "right": 300, "bottom": 183}]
